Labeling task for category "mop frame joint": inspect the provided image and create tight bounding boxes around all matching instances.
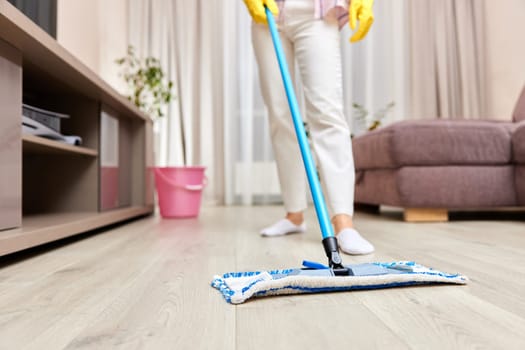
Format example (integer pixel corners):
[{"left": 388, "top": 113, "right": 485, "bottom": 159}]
[{"left": 322, "top": 237, "right": 353, "bottom": 275}]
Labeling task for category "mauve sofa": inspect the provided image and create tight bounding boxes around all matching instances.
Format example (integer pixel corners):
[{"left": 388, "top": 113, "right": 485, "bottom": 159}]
[{"left": 352, "top": 87, "right": 525, "bottom": 222}]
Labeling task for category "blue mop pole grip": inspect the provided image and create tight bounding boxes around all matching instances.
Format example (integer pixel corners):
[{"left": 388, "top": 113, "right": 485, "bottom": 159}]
[{"left": 264, "top": 7, "right": 334, "bottom": 240}]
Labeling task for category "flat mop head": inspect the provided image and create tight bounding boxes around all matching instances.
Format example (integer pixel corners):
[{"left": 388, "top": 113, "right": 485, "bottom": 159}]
[{"left": 211, "top": 261, "right": 468, "bottom": 304}]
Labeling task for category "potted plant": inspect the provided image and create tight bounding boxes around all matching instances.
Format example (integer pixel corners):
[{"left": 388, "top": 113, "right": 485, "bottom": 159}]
[
  {"left": 352, "top": 101, "right": 395, "bottom": 137},
  {"left": 116, "top": 46, "right": 206, "bottom": 218}
]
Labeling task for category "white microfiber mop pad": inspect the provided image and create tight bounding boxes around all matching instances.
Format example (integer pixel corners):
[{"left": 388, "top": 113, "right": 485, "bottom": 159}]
[{"left": 211, "top": 261, "right": 468, "bottom": 304}]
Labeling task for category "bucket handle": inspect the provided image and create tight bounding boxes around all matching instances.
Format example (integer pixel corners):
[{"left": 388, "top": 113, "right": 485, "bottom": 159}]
[{"left": 155, "top": 168, "right": 208, "bottom": 191}]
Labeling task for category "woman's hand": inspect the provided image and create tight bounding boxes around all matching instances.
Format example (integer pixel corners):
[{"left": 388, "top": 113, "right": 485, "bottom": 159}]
[
  {"left": 349, "top": 0, "right": 374, "bottom": 43},
  {"left": 243, "top": 0, "right": 279, "bottom": 24}
]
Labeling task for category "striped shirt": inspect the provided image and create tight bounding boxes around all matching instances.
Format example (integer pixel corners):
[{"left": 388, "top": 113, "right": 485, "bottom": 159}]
[{"left": 275, "top": 0, "right": 350, "bottom": 29}]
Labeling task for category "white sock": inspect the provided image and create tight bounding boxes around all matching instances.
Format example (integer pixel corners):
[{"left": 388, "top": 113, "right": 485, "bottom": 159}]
[
  {"left": 260, "top": 219, "right": 306, "bottom": 237},
  {"left": 337, "top": 228, "right": 375, "bottom": 255}
]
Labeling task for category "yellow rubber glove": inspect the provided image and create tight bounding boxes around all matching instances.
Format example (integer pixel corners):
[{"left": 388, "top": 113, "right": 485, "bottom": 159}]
[
  {"left": 243, "top": 0, "right": 279, "bottom": 24},
  {"left": 349, "top": 0, "right": 375, "bottom": 43}
]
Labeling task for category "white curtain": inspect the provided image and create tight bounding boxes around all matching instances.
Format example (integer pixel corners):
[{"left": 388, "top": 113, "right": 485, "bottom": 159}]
[
  {"left": 128, "top": 0, "right": 409, "bottom": 205},
  {"left": 129, "top": 0, "right": 226, "bottom": 205},
  {"left": 408, "top": 0, "right": 486, "bottom": 119},
  {"left": 342, "top": 0, "right": 409, "bottom": 135}
]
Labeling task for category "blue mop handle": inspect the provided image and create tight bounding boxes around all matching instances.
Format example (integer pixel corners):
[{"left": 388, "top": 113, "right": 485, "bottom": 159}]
[{"left": 265, "top": 7, "right": 334, "bottom": 240}]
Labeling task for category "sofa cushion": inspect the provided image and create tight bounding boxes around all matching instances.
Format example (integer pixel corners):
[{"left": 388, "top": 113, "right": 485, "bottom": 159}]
[
  {"left": 355, "top": 166, "right": 517, "bottom": 207},
  {"left": 512, "top": 86, "right": 525, "bottom": 123},
  {"left": 512, "top": 122, "right": 525, "bottom": 163},
  {"left": 355, "top": 169, "right": 402, "bottom": 206},
  {"left": 353, "top": 120, "right": 513, "bottom": 170}
]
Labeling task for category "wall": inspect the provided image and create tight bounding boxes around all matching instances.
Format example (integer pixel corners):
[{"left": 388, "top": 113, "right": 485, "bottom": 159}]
[
  {"left": 56, "top": 0, "right": 128, "bottom": 93},
  {"left": 484, "top": 0, "right": 525, "bottom": 119}
]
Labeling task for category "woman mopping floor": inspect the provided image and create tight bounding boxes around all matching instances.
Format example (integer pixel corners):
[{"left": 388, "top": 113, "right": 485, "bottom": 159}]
[
  {"left": 244, "top": 0, "right": 375, "bottom": 255},
  {"left": 211, "top": 1, "right": 467, "bottom": 305}
]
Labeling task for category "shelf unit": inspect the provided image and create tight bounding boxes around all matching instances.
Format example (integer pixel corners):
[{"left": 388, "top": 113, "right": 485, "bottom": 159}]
[
  {"left": 0, "top": 207, "right": 152, "bottom": 256},
  {"left": 0, "top": 0, "right": 155, "bottom": 256},
  {"left": 22, "top": 134, "right": 98, "bottom": 156}
]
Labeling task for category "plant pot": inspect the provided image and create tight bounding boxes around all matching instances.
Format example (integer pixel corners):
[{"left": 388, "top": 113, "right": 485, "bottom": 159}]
[{"left": 154, "top": 166, "right": 207, "bottom": 218}]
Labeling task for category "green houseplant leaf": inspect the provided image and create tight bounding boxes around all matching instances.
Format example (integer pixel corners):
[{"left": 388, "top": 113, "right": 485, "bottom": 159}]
[{"left": 116, "top": 45, "right": 174, "bottom": 121}]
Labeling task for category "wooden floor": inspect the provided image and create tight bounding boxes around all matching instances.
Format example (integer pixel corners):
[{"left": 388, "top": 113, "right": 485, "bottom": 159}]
[{"left": 0, "top": 206, "right": 524, "bottom": 349}]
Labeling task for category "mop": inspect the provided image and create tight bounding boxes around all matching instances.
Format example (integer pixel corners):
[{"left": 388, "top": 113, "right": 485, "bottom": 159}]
[{"left": 211, "top": 7, "right": 467, "bottom": 304}]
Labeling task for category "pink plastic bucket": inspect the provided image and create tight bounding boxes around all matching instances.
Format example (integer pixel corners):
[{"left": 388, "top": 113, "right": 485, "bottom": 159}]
[{"left": 154, "top": 166, "right": 207, "bottom": 218}]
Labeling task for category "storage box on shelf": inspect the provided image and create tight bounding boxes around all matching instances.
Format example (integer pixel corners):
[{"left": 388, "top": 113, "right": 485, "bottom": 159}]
[{"left": 0, "top": 0, "right": 154, "bottom": 256}]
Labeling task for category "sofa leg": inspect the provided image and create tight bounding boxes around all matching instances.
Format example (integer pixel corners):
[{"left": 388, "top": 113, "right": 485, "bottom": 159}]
[{"left": 403, "top": 208, "right": 449, "bottom": 222}]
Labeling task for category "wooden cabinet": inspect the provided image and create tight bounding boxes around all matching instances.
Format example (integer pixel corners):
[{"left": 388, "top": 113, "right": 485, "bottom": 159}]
[
  {"left": 0, "top": 1, "right": 154, "bottom": 256},
  {"left": 0, "top": 38, "right": 22, "bottom": 232}
]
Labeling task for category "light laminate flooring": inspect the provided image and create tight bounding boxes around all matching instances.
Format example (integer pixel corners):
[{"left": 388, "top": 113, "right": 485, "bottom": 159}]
[{"left": 0, "top": 206, "right": 524, "bottom": 349}]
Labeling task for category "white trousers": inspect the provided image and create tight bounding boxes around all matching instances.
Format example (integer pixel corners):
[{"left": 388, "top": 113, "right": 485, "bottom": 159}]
[{"left": 252, "top": 0, "right": 355, "bottom": 217}]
